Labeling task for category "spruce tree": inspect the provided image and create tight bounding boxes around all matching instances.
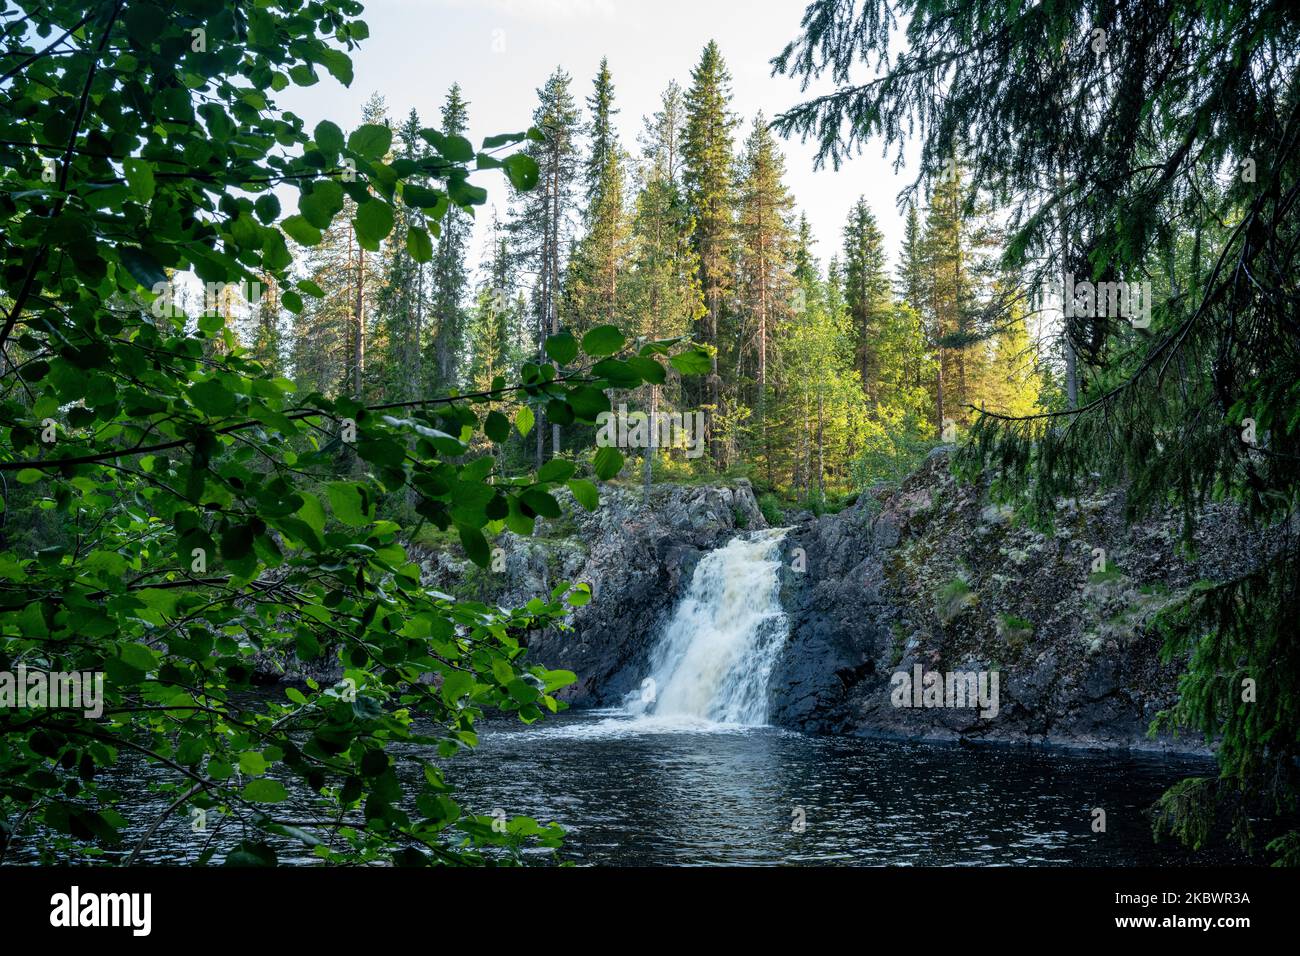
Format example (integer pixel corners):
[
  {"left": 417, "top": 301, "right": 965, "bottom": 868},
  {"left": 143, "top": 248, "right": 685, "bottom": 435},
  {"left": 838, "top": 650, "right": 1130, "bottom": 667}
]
[
  {"left": 683, "top": 40, "right": 739, "bottom": 468},
  {"left": 629, "top": 83, "right": 705, "bottom": 491},
  {"left": 584, "top": 57, "right": 619, "bottom": 210},
  {"left": 512, "top": 68, "right": 582, "bottom": 465},
  {"left": 841, "top": 196, "right": 891, "bottom": 405},
  {"left": 430, "top": 84, "right": 472, "bottom": 394},
  {"left": 735, "top": 113, "right": 795, "bottom": 482}
]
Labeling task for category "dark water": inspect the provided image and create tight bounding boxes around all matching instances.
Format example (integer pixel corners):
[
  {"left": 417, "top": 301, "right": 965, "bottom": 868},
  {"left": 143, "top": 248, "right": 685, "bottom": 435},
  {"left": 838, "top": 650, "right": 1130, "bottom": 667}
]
[
  {"left": 443, "top": 709, "right": 1231, "bottom": 866},
  {"left": 8, "top": 707, "right": 1234, "bottom": 866}
]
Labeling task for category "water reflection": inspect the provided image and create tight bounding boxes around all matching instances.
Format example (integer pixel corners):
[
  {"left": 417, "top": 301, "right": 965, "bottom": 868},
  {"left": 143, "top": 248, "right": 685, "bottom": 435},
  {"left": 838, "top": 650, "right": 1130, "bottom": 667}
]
[
  {"left": 6, "top": 708, "right": 1234, "bottom": 866},
  {"left": 443, "top": 710, "right": 1232, "bottom": 866}
]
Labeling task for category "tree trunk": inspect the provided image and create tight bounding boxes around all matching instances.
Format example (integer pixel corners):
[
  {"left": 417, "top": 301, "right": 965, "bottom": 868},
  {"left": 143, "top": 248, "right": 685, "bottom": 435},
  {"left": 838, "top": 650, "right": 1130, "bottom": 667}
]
[
  {"left": 1058, "top": 162, "right": 1079, "bottom": 408},
  {"left": 352, "top": 236, "right": 365, "bottom": 398},
  {"left": 642, "top": 384, "right": 657, "bottom": 495}
]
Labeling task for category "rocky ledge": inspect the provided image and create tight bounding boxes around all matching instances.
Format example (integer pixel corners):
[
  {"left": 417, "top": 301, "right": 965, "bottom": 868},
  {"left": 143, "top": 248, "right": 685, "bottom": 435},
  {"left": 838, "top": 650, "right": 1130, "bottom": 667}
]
[
  {"left": 771, "top": 448, "right": 1286, "bottom": 754},
  {"left": 279, "top": 453, "right": 1280, "bottom": 756},
  {"left": 419, "top": 480, "right": 766, "bottom": 706}
]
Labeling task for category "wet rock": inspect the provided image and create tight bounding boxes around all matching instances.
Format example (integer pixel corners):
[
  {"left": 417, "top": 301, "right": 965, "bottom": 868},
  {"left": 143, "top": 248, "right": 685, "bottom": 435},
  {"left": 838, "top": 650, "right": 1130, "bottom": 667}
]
[{"left": 770, "top": 447, "right": 1285, "bottom": 754}]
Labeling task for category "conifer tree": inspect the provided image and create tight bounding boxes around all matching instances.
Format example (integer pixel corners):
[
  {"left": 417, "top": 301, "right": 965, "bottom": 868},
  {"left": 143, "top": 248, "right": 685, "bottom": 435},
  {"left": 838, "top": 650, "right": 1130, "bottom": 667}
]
[
  {"left": 628, "top": 82, "right": 704, "bottom": 491},
  {"left": 513, "top": 68, "right": 582, "bottom": 465},
  {"left": 584, "top": 57, "right": 619, "bottom": 210},
  {"left": 735, "top": 114, "right": 795, "bottom": 481},
  {"left": 377, "top": 108, "right": 429, "bottom": 400},
  {"left": 683, "top": 40, "right": 739, "bottom": 468},
  {"left": 841, "top": 196, "right": 892, "bottom": 404},
  {"left": 430, "top": 84, "right": 472, "bottom": 394}
]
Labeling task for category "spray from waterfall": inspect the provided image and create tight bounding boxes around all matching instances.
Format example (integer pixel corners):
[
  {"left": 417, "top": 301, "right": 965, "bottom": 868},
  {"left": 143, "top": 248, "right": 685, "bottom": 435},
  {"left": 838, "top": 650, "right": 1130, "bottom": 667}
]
[{"left": 627, "top": 528, "right": 790, "bottom": 727}]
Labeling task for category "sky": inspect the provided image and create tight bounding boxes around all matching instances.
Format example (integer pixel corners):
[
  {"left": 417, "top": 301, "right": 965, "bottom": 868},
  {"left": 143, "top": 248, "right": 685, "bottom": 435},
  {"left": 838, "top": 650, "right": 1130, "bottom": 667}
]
[{"left": 276, "top": 0, "right": 922, "bottom": 277}]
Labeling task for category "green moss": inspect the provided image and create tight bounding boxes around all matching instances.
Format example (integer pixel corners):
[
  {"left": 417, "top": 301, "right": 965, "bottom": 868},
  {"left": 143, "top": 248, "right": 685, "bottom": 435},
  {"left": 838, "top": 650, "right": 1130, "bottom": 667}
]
[
  {"left": 997, "top": 612, "right": 1034, "bottom": 656},
  {"left": 757, "top": 492, "right": 783, "bottom": 526},
  {"left": 936, "top": 576, "right": 977, "bottom": 624},
  {"left": 889, "top": 621, "right": 908, "bottom": 667}
]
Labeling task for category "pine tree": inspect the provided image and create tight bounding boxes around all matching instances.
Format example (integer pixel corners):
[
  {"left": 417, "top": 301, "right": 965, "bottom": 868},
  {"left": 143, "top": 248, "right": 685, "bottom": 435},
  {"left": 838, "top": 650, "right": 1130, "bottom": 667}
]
[
  {"left": 467, "top": 212, "right": 525, "bottom": 444},
  {"left": 896, "top": 201, "right": 929, "bottom": 390},
  {"left": 430, "top": 84, "right": 471, "bottom": 395},
  {"left": 349, "top": 92, "right": 389, "bottom": 398},
  {"left": 290, "top": 216, "right": 354, "bottom": 396},
  {"left": 376, "top": 108, "right": 429, "bottom": 401},
  {"left": 775, "top": 228, "right": 862, "bottom": 498},
  {"left": 683, "top": 40, "right": 739, "bottom": 468},
  {"left": 249, "top": 273, "right": 282, "bottom": 374},
  {"left": 584, "top": 57, "right": 619, "bottom": 209},
  {"left": 567, "top": 143, "right": 633, "bottom": 336},
  {"left": 922, "top": 165, "right": 968, "bottom": 431},
  {"left": 841, "top": 196, "right": 892, "bottom": 404},
  {"left": 628, "top": 81, "right": 705, "bottom": 491},
  {"left": 512, "top": 68, "right": 581, "bottom": 466},
  {"left": 734, "top": 113, "right": 795, "bottom": 482}
]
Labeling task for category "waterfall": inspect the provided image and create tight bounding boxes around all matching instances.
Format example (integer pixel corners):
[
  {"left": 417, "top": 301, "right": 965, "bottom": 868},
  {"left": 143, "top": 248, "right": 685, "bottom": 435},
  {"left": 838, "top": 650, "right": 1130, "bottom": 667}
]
[{"left": 628, "top": 528, "right": 790, "bottom": 727}]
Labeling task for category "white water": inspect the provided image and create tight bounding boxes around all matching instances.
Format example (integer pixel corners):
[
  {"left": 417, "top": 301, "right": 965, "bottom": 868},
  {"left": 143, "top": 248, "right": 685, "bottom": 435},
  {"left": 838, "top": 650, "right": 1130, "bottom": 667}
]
[{"left": 624, "top": 528, "right": 791, "bottom": 728}]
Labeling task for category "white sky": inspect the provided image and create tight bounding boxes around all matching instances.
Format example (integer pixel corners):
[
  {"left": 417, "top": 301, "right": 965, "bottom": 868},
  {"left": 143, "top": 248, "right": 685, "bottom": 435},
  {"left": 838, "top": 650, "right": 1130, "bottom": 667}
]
[{"left": 276, "top": 0, "right": 921, "bottom": 277}]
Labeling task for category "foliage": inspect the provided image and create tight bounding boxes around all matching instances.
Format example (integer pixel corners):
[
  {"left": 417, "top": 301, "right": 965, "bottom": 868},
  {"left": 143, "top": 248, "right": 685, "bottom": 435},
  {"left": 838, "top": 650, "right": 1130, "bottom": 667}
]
[{"left": 0, "top": 0, "right": 709, "bottom": 865}]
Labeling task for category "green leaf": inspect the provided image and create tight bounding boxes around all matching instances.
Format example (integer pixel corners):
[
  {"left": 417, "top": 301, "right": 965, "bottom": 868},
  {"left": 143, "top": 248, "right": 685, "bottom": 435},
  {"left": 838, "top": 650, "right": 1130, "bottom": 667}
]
[
  {"left": 408, "top": 226, "right": 433, "bottom": 263},
  {"left": 516, "top": 405, "right": 535, "bottom": 437},
  {"left": 569, "top": 386, "right": 611, "bottom": 421},
  {"left": 348, "top": 123, "right": 392, "bottom": 159},
  {"left": 582, "top": 325, "right": 625, "bottom": 357},
  {"left": 243, "top": 779, "right": 288, "bottom": 803},
  {"left": 567, "top": 479, "right": 599, "bottom": 511},
  {"left": 458, "top": 525, "right": 489, "bottom": 568},
  {"left": 542, "top": 668, "right": 578, "bottom": 692},
  {"left": 520, "top": 488, "right": 561, "bottom": 519},
  {"left": 281, "top": 215, "right": 322, "bottom": 246},
  {"left": 593, "top": 446, "right": 624, "bottom": 480},
  {"left": 481, "top": 131, "right": 530, "bottom": 149},
  {"left": 319, "top": 48, "right": 354, "bottom": 86},
  {"left": 117, "top": 246, "right": 167, "bottom": 289},
  {"left": 626, "top": 355, "right": 666, "bottom": 384},
  {"left": 537, "top": 458, "right": 575, "bottom": 483},
  {"left": 545, "top": 330, "right": 578, "bottom": 366},
  {"left": 297, "top": 491, "right": 326, "bottom": 536},
  {"left": 254, "top": 193, "right": 281, "bottom": 224},
  {"left": 190, "top": 378, "right": 237, "bottom": 417},
  {"left": 421, "top": 129, "right": 474, "bottom": 162},
  {"left": 123, "top": 158, "right": 155, "bottom": 203},
  {"left": 327, "top": 482, "right": 371, "bottom": 527},
  {"left": 485, "top": 410, "right": 510, "bottom": 443},
  {"left": 299, "top": 179, "right": 344, "bottom": 229},
  {"left": 670, "top": 346, "right": 712, "bottom": 375},
  {"left": 502, "top": 153, "right": 539, "bottom": 191},
  {"left": 354, "top": 198, "right": 394, "bottom": 249},
  {"left": 591, "top": 359, "right": 642, "bottom": 389},
  {"left": 314, "top": 120, "right": 345, "bottom": 154}
]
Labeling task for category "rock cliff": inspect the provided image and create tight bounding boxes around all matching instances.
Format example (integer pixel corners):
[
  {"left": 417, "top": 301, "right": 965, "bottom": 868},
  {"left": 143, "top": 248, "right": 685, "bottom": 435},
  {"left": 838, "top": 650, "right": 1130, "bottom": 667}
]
[{"left": 413, "top": 451, "right": 1281, "bottom": 753}]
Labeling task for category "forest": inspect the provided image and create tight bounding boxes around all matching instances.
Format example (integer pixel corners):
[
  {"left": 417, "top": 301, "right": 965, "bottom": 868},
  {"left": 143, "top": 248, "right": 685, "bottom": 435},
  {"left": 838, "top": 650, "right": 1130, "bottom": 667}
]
[
  {"left": 206, "top": 52, "right": 1043, "bottom": 510},
  {"left": 1, "top": 0, "right": 1297, "bottom": 872}
]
